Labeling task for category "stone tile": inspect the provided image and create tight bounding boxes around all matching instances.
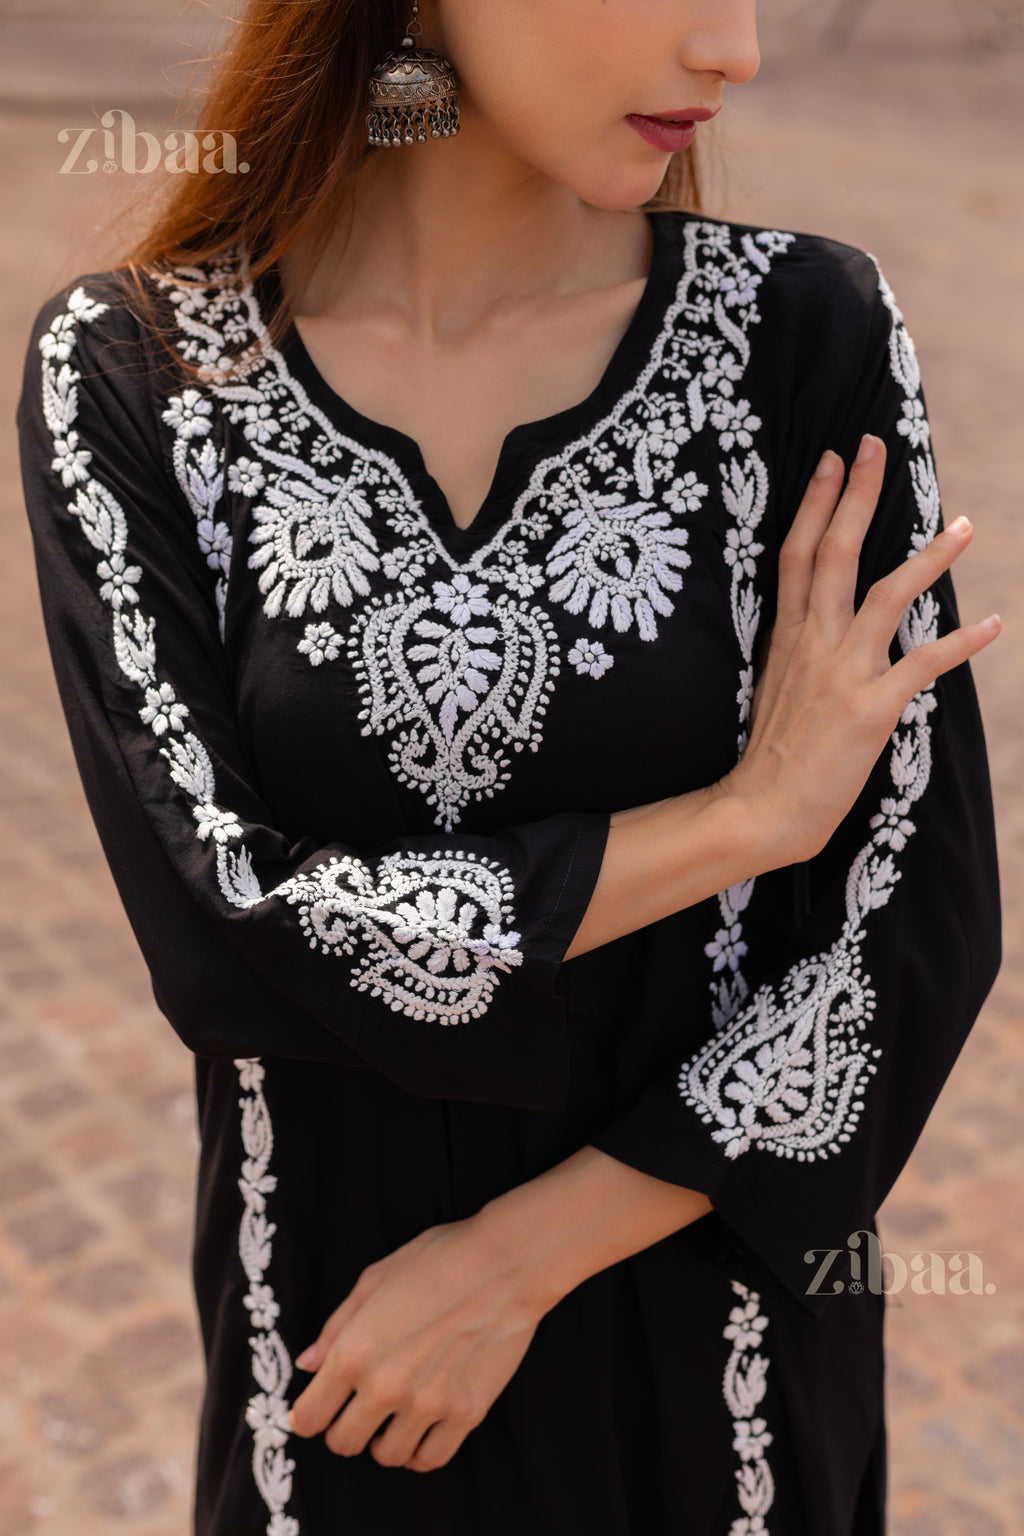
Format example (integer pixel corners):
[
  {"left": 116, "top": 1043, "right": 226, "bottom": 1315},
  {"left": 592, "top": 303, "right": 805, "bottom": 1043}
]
[
  {"left": 879, "top": 1202, "right": 947, "bottom": 1239},
  {"left": 103, "top": 1315, "right": 200, "bottom": 1381},
  {"left": 0, "top": 1033, "right": 54, "bottom": 1075},
  {"left": 78, "top": 1452, "right": 174, "bottom": 1519},
  {"left": 950, "top": 1102, "right": 1023, "bottom": 1152},
  {"left": 964, "top": 1347, "right": 1024, "bottom": 1418},
  {"left": 36, "top": 1377, "right": 132, "bottom": 1457},
  {"left": 894, "top": 1499, "right": 1005, "bottom": 1536},
  {"left": 910, "top": 1137, "right": 976, "bottom": 1180},
  {"left": 0, "top": 1159, "right": 55, "bottom": 1207},
  {"left": 5, "top": 1201, "right": 101, "bottom": 1263},
  {"left": 0, "top": 1312, "right": 75, "bottom": 1390},
  {"left": 0, "top": 1460, "right": 34, "bottom": 1536},
  {"left": 915, "top": 1409, "right": 1024, "bottom": 1488},
  {"left": 55, "top": 1256, "right": 148, "bottom": 1314},
  {"left": 142, "top": 1220, "right": 194, "bottom": 1265},
  {"left": 4, "top": 963, "right": 64, "bottom": 992},
  {"left": 12, "top": 1075, "right": 88, "bottom": 1120},
  {"left": 48, "top": 1116, "right": 135, "bottom": 1169},
  {"left": 102, "top": 1166, "right": 189, "bottom": 1224},
  {"left": 885, "top": 1351, "right": 940, "bottom": 1409}
]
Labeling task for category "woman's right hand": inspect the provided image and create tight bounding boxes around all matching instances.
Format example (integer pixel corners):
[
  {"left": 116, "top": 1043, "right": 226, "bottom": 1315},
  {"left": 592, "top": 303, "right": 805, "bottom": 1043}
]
[{"left": 720, "top": 434, "right": 1001, "bottom": 868}]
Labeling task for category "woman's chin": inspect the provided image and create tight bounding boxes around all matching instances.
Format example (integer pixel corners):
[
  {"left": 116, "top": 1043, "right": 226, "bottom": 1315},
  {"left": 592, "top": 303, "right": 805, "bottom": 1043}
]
[{"left": 568, "top": 166, "right": 678, "bottom": 213}]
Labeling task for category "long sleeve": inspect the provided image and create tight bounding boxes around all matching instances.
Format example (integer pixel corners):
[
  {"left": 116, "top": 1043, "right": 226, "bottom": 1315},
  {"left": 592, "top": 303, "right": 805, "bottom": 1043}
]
[
  {"left": 17, "top": 277, "right": 610, "bottom": 1112},
  {"left": 588, "top": 250, "right": 1002, "bottom": 1315}
]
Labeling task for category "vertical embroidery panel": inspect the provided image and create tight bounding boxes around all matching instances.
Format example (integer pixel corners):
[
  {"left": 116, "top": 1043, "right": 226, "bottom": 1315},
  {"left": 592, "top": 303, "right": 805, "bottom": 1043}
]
[
  {"left": 235, "top": 1058, "right": 301, "bottom": 1536},
  {"left": 721, "top": 1279, "right": 774, "bottom": 1535},
  {"left": 684, "top": 263, "right": 942, "bottom": 1161}
]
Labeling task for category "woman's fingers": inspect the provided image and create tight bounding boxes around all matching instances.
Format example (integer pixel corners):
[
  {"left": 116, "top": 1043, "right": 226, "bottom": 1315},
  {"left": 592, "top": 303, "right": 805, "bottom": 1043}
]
[
  {"left": 774, "top": 448, "right": 845, "bottom": 634},
  {"left": 323, "top": 1382, "right": 397, "bottom": 1457},
  {"left": 850, "top": 515, "right": 975, "bottom": 663},
  {"left": 293, "top": 1273, "right": 377, "bottom": 1376},
  {"left": 401, "top": 1415, "right": 473, "bottom": 1473},
  {"left": 883, "top": 613, "right": 1001, "bottom": 711},
  {"left": 806, "top": 436, "right": 888, "bottom": 639},
  {"left": 290, "top": 1338, "right": 362, "bottom": 1436}
]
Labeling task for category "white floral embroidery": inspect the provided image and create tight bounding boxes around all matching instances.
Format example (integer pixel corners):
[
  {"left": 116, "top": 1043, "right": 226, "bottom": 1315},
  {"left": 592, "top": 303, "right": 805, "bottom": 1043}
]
[
  {"left": 227, "top": 455, "right": 266, "bottom": 497},
  {"left": 710, "top": 398, "right": 762, "bottom": 453},
  {"left": 686, "top": 260, "right": 942, "bottom": 1160},
  {"left": 296, "top": 621, "right": 341, "bottom": 666},
  {"left": 544, "top": 482, "right": 692, "bottom": 640},
  {"left": 567, "top": 637, "right": 613, "bottom": 679},
  {"left": 139, "top": 680, "right": 189, "bottom": 736},
  {"left": 666, "top": 470, "right": 710, "bottom": 514},
  {"left": 161, "top": 387, "right": 213, "bottom": 439},
  {"left": 150, "top": 222, "right": 796, "bottom": 831},
  {"left": 235, "top": 1057, "right": 300, "bottom": 1536},
  {"left": 721, "top": 1279, "right": 774, "bottom": 1536}
]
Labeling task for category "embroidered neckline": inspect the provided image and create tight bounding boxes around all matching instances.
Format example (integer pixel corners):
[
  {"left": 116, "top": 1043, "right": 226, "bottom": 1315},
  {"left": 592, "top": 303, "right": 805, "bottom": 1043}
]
[
  {"left": 154, "top": 218, "right": 798, "bottom": 833},
  {"left": 262, "top": 208, "right": 683, "bottom": 542}
]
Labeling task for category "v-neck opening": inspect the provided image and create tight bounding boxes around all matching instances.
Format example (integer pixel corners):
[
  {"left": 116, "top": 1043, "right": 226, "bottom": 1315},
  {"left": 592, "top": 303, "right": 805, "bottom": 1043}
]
[{"left": 259, "top": 209, "right": 684, "bottom": 543}]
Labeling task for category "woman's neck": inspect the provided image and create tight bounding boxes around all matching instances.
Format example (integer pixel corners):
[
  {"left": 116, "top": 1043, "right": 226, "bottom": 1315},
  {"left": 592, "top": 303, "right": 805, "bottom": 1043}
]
[{"left": 279, "top": 123, "right": 651, "bottom": 337}]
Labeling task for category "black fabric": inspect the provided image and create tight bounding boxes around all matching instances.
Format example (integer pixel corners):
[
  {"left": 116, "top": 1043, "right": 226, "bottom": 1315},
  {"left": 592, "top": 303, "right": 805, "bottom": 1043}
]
[{"left": 17, "top": 208, "right": 999, "bottom": 1536}]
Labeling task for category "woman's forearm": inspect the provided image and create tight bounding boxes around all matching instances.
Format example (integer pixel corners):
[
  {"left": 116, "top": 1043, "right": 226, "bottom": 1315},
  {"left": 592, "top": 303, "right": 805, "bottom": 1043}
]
[
  {"left": 563, "top": 783, "right": 779, "bottom": 960},
  {"left": 469, "top": 1144, "right": 713, "bottom": 1314}
]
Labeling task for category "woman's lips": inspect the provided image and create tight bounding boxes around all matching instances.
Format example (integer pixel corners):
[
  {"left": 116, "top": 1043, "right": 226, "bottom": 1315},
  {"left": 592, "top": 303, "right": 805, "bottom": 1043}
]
[{"left": 625, "top": 109, "right": 718, "bottom": 154}]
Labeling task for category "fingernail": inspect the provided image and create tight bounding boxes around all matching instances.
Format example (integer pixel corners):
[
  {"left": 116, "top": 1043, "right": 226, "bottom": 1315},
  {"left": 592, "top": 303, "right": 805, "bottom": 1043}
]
[
  {"left": 295, "top": 1346, "right": 317, "bottom": 1370},
  {"left": 981, "top": 613, "right": 1001, "bottom": 632},
  {"left": 855, "top": 436, "right": 877, "bottom": 464},
  {"left": 947, "top": 516, "right": 971, "bottom": 535},
  {"left": 815, "top": 450, "right": 839, "bottom": 478}
]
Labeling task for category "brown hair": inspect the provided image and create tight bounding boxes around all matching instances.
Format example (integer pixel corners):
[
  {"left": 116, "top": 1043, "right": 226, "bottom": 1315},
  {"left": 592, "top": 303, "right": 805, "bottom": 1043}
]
[{"left": 124, "top": 0, "right": 702, "bottom": 373}]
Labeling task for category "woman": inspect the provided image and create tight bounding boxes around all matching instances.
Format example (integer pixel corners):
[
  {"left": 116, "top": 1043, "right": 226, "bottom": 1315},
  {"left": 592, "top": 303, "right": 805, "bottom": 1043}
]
[{"left": 17, "top": 1, "right": 1001, "bottom": 1532}]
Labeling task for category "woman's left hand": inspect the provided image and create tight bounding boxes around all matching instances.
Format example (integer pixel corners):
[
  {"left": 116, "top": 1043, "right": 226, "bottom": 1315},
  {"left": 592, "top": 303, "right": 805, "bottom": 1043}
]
[{"left": 287, "top": 1215, "right": 549, "bottom": 1472}]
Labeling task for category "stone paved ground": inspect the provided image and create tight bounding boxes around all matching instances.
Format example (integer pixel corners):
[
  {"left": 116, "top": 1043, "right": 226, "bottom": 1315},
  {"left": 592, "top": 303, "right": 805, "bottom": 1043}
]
[{"left": 0, "top": 2, "right": 1020, "bottom": 1532}]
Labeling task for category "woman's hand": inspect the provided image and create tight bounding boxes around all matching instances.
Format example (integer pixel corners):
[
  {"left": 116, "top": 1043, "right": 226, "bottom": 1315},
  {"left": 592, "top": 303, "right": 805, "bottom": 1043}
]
[
  {"left": 722, "top": 434, "right": 1001, "bottom": 865},
  {"left": 287, "top": 1216, "right": 547, "bottom": 1473}
]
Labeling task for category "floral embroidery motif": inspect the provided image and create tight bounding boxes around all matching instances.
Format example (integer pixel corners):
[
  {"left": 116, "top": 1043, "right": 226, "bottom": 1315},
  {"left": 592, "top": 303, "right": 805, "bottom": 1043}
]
[
  {"left": 235, "top": 1058, "right": 300, "bottom": 1536},
  {"left": 543, "top": 478, "right": 692, "bottom": 640},
  {"left": 684, "top": 261, "right": 941, "bottom": 1160},
  {"left": 36, "top": 291, "right": 528, "bottom": 1034},
  {"left": 721, "top": 1280, "right": 774, "bottom": 1535},
  {"left": 153, "top": 222, "right": 797, "bottom": 830}
]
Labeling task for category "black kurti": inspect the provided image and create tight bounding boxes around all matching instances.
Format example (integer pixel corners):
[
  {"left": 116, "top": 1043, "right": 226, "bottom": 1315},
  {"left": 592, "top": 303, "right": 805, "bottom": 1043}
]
[{"left": 18, "top": 209, "right": 1000, "bottom": 1536}]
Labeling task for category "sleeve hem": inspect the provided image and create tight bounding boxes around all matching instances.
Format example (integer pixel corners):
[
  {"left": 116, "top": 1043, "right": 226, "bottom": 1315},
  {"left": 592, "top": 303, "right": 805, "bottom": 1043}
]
[{"left": 530, "top": 809, "right": 612, "bottom": 981}]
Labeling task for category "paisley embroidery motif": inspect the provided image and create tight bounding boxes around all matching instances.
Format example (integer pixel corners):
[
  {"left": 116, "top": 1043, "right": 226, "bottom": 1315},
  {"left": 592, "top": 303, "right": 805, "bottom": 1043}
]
[
  {"left": 349, "top": 583, "right": 559, "bottom": 833},
  {"left": 282, "top": 849, "right": 523, "bottom": 1023}
]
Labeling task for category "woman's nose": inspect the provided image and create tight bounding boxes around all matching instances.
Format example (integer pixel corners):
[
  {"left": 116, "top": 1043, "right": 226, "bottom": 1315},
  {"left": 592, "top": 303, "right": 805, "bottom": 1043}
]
[{"left": 678, "top": 1, "right": 761, "bottom": 86}]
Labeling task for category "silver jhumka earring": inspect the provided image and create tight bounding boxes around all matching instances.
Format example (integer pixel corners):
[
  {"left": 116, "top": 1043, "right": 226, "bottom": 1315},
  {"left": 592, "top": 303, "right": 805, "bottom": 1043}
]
[{"left": 366, "top": 3, "right": 461, "bottom": 148}]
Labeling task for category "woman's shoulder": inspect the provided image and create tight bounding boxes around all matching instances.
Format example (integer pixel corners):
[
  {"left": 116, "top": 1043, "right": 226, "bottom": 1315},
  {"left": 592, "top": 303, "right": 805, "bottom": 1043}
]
[
  {"left": 24, "top": 250, "right": 264, "bottom": 424},
  {"left": 655, "top": 207, "right": 893, "bottom": 328},
  {"left": 27, "top": 250, "right": 251, "bottom": 360}
]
